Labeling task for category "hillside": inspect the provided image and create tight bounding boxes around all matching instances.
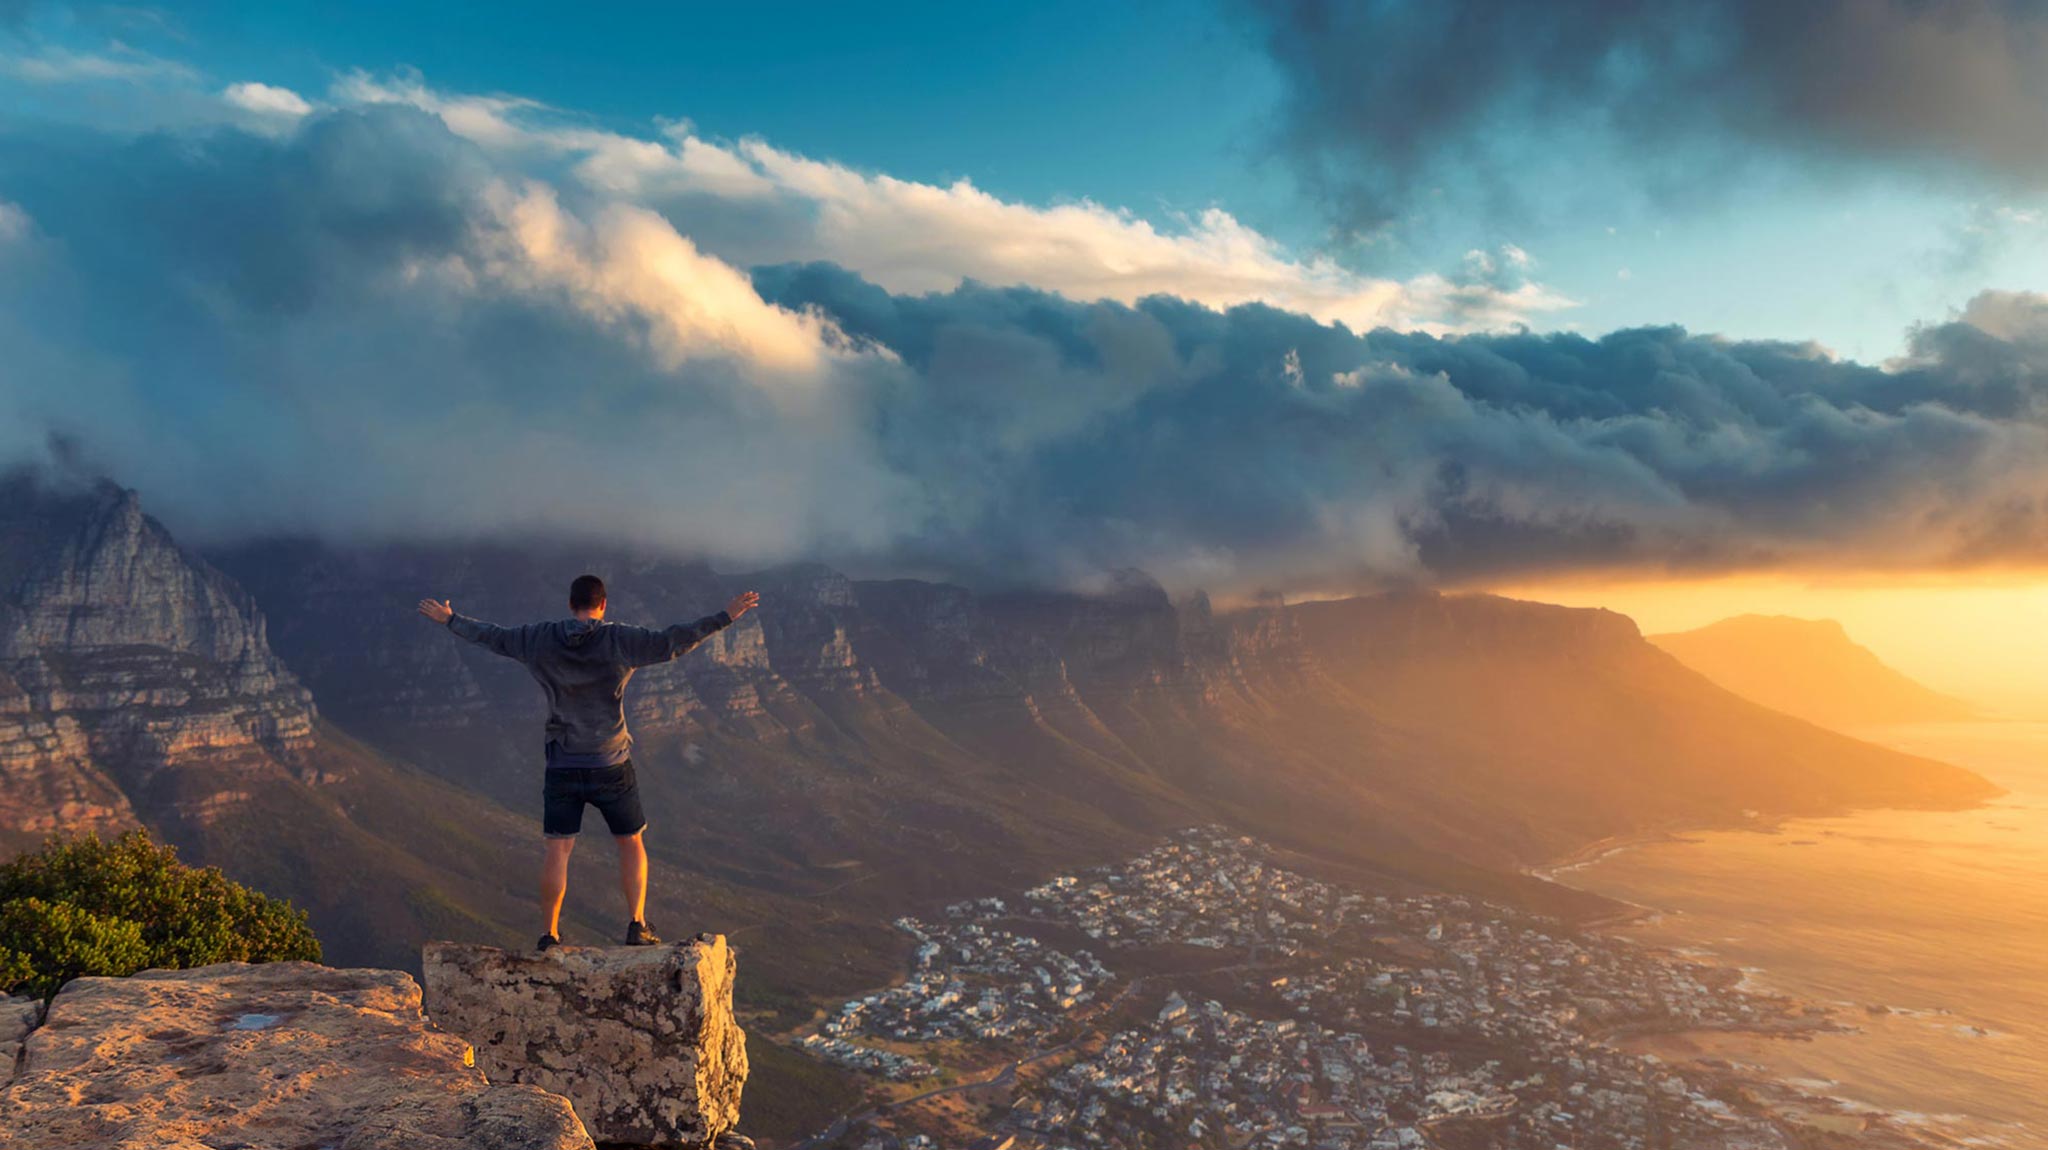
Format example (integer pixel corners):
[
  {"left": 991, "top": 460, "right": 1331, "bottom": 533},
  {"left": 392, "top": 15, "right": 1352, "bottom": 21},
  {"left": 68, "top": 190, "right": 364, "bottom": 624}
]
[
  {"left": 0, "top": 478, "right": 2003, "bottom": 1138},
  {"left": 1650, "top": 614, "right": 1978, "bottom": 731}
]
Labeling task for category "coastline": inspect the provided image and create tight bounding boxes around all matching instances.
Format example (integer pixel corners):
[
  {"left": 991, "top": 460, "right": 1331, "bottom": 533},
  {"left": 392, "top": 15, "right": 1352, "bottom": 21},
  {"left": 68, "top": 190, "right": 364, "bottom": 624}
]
[
  {"left": 1530, "top": 806, "right": 1821, "bottom": 879},
  {"left": 1537, "top": 766, "right": 2027, "bottom": 1150},
  {"left": 1527, "top": 719, "right": 2013, "bottom": 887},
  {"left": 1555, "top": 871, "right": 1977, "bottom": 1150}
]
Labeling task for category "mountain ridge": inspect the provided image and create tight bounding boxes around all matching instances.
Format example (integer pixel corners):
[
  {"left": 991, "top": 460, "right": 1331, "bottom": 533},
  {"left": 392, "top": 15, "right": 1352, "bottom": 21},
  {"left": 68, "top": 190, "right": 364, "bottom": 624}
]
[
  {"left": 1651, "top": 613, "right": 1978, "bottom": 731},
  {"left": 211, "top": 532, "right": 1997, "bottom": 877},
  {"left": 0, "top": 477, "right": 1997, "bottom": 939}
]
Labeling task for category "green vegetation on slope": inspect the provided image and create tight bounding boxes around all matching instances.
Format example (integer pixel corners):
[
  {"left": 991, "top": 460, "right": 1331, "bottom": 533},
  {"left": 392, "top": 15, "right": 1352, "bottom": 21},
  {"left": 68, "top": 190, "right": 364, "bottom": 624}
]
[{"left": 0, "top": 830, "right": 320, "bottom": 999}]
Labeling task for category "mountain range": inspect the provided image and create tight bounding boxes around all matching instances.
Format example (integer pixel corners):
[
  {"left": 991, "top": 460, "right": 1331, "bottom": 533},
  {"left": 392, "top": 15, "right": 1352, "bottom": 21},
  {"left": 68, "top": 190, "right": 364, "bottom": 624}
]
[
  {"left": 0, "top": 472, "right": 2001, "bottom": 1134},
  {"left": 1651, "top": 614, "right": 1978, "bottom": 731}
]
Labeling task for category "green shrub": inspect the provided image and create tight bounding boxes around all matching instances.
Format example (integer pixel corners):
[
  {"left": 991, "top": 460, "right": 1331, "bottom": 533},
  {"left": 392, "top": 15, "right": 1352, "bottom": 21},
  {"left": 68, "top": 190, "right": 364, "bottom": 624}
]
[{"left": 0, "top": 830, "right": 321, "bottom": 999}]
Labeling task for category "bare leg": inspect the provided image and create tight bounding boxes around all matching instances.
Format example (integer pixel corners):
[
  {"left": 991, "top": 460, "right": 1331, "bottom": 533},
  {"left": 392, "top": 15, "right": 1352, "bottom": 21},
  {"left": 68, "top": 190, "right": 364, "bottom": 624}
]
[
  {"left": 542, "top": 837, "right": 575, "bottom": 937},
  {"left": 616, "top": 831, "right": 648, "bottom": 924}
]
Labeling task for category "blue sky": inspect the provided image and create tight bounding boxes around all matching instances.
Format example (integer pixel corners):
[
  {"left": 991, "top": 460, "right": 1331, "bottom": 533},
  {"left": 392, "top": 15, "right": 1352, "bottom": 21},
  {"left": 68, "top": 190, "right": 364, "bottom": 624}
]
[
  {"left": 4, "top": 0, "right": 2048, "bottom": 606},
  {"left": 9, "top": 0, "right": 2045, "bottom": 360}
]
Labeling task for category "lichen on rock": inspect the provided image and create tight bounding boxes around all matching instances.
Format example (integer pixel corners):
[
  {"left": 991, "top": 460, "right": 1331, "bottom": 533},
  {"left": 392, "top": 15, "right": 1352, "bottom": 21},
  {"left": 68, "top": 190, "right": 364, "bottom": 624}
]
[{"left": 423, "top": 936, "right": 749, "bottom": 1147}]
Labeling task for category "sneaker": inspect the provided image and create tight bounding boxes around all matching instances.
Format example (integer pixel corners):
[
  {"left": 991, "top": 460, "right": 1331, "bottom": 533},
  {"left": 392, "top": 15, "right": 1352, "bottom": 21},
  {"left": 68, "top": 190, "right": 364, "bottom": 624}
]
[
  {"left": 537, "top": 933, "right": 561, "bottom": 952},
  {"left": 624, "top": 919, "right": 662, "bottom": 946}
]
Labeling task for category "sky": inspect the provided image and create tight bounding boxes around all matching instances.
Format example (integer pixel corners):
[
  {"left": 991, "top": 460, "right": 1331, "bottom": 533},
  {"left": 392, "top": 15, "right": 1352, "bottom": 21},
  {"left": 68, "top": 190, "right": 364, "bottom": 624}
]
[{"left": 4, "top": 1, "right": 2048, "bottom": 705}]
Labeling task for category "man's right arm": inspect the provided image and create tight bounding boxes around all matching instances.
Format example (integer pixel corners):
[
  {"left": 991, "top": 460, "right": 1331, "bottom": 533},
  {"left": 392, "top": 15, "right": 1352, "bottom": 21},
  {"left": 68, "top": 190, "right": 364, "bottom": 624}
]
[{"left": 418, "top": 598, "right": 536, "bottom": 662}]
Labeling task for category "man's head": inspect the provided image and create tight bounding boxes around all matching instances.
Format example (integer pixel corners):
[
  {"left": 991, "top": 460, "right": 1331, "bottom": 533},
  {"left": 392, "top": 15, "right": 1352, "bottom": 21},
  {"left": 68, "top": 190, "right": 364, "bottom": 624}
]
[{"left": 569, "top": 574, "right": 607, "bottom": 619}]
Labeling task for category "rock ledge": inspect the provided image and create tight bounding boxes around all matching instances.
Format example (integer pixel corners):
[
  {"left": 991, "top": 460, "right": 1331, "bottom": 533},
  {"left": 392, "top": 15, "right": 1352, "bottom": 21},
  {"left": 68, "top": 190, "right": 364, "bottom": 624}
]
[
  {"left": 0, "top": 961, "right": 591, "bottom": 1150},
  {"left": 424, "top": 937, "right": 748, "bottom": 1147}
]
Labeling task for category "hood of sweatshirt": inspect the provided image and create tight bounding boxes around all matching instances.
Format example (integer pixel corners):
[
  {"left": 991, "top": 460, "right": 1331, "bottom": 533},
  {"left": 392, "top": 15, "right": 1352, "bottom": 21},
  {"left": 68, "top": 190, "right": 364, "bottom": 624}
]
[{"left": 559, "top": 617, "right": 605, "bottom": 646}]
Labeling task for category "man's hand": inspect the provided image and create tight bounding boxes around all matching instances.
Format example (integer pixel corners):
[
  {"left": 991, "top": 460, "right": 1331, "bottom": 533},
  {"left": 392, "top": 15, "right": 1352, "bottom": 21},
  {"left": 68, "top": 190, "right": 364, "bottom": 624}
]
[
  {"left": 417, "top": 598, "right": 454, "bottom": 625},
  {"left": 724, "top": 590, "right": 760, "bottom": 621}
]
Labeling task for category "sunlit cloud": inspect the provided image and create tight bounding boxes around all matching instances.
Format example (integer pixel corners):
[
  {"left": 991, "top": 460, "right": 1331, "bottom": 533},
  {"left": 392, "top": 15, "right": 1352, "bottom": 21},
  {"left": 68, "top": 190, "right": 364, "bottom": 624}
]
[
  {"left": 1, "top": 53, "right": 2046, "bottom": 598},
  {"left": 479, "top": 181, "right": 870, "bottom": 386},
  {"left": 331, "top": 71, "right": 1575, "bottom": 336},
  {"left": 222, "top": 80, "right": 311, "bottom": 118}
]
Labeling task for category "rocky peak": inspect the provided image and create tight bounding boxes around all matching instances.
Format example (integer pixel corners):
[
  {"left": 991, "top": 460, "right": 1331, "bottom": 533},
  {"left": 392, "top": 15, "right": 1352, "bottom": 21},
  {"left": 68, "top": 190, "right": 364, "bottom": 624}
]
[
  {"left": 4, "top": 479, "right": 278, "bottom": 672},
  {"left": 0, "top": 476, "right": 320, "bottom": 844}
]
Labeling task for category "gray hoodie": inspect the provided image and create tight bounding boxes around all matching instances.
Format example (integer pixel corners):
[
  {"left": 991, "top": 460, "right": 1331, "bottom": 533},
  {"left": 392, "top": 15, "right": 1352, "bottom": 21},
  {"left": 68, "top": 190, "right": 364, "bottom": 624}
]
[{"left": 445, "top": 609, "right": 732, "bottom": 766}]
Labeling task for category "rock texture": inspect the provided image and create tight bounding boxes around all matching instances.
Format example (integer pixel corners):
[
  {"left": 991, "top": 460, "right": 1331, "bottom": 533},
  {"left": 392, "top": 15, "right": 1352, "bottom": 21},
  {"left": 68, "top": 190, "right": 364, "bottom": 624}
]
[
  {"left": 0, "top": 994, "right": 38, "bottom": 1073},
  {"left": 0, "top": 476, "right": 319, "bottom": 849},
  {"left": 423, "top": 937, "right": 748, "bottom": 1147},
  {"left": 0, "top": 961, "right": 592, "bottom": 1150}
]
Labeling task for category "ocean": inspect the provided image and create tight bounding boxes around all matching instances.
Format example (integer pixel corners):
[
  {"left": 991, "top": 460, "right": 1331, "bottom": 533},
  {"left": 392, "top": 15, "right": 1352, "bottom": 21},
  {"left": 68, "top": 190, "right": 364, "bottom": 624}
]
[{"left": 1550, "top": 721, "right": 2048, "bottom": 1149}]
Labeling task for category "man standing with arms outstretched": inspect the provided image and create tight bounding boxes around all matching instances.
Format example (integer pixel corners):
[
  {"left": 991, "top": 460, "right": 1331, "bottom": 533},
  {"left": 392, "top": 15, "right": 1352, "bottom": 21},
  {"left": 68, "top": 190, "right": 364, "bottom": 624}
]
[{"left": 417, "top": 575, "right": 759, "bottom": 950}]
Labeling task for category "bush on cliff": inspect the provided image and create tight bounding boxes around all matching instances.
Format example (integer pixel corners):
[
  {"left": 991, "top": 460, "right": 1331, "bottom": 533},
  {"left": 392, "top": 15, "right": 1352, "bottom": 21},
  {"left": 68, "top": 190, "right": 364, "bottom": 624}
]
[{"left": 0, "top": 830, "right": 321, "bottom": 999}]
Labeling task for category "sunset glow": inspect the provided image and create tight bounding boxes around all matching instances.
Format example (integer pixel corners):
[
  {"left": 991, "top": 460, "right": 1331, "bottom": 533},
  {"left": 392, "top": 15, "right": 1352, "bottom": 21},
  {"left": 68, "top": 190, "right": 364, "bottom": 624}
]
[
  {"left": 1499, "top": 575, "right": 2048, "bottom": 717},
  {"left": 5, "top": 4, "right": 2048, "bottom": 1147}
]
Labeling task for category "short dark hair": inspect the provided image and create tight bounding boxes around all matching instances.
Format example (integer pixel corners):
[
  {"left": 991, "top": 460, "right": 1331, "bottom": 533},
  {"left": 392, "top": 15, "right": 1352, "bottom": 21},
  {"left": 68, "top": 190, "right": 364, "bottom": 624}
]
[{"left": 569, "top": 574, "right": 607, "bottom": 612}]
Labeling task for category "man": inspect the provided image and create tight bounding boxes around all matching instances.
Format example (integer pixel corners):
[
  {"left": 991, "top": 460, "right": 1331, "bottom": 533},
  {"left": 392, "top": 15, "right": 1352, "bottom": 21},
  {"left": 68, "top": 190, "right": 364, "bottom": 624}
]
[{"left": 417, "top": 575, "right": 759, "bottom": 950}]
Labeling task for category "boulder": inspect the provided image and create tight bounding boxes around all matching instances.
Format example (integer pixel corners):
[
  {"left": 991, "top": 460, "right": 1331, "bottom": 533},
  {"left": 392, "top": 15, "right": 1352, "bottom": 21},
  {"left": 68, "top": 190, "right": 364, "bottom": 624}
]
[
  {"left": 423, "top": 937, "right": 748, "bottom": 1147},
  {"left": 0, "top": 994, "right": 39, "bottom": 1072},
  {"left": 0, "top": 961, "right": 592, "bottom": 1150}
]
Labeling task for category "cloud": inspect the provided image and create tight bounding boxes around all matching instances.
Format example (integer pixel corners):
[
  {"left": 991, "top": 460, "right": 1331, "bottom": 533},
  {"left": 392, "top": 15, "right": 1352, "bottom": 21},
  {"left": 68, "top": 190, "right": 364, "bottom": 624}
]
[
  {"left": 0, "top": 107, "right": 916, "bottom": 561},
  {"left": 222, "top": 81, "right": 311, "bottom": 118},
  {"left": 1, "top": 43, "right": 193, "bottom": 84},
  {"left": 751, "top": 264, "right": 2048, "bottom": 589},
  {"left": 1239, "top": 0, "right": 2048, "bottom": 232},
  {"left": 331, "top": 71, "right": 1574, "bottom": 336},
  {"left": 0, "top": 53, "right": 1575, "bottom": 334},
  {"left": 2, "top": 82, "right": 2048, "bottom": 595}
]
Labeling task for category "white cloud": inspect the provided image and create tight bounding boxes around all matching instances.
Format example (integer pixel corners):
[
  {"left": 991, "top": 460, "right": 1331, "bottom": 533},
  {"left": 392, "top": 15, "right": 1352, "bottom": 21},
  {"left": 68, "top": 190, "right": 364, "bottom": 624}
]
[
  {"left": 223, "top": 81, "right": 312, "bottom": 118},
  {"left": 1957, "top": 289, "right": 2048, "bottom": 346},
  {"left": 0, "top": 202, "right": 29, "bottom": 243},
  {"left": 1, "top": 46, "right": 194, "bottom": 84},
  {"left": 332, "top": 71, "right": 542, "bottom": 150},
  {"left": 329, "top": 72, "right": 1576, "bottom": 335},
  {"left": 476, "top": 181, "right": 868, "bottom": 389}
]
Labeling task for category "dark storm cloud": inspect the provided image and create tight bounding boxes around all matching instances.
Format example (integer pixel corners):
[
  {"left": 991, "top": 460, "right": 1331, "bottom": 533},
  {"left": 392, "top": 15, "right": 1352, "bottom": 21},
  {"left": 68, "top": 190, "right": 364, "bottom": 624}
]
[
  {"left": 1241, "top": 0, "right": 2048, "bottom": 231},
  {"left": 2, "top": 108, "right": 2047, "bottom": 595}
]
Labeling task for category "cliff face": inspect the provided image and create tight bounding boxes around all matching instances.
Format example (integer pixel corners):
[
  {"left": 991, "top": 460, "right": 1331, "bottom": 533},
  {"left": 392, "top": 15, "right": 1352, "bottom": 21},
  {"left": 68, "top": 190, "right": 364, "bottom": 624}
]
[
  {"left": 213, "top": 536, "right": 1995, "bottom": 888},
  {"left": 0, "top": 478, "right": 318, "bottom": 850}
]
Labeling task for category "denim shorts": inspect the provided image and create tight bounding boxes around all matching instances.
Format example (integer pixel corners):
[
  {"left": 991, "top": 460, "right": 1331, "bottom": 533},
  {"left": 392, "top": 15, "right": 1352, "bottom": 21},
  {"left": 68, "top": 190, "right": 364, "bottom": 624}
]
[{"left": 542, "top": 760, "right": 646, "bottom": 839}]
